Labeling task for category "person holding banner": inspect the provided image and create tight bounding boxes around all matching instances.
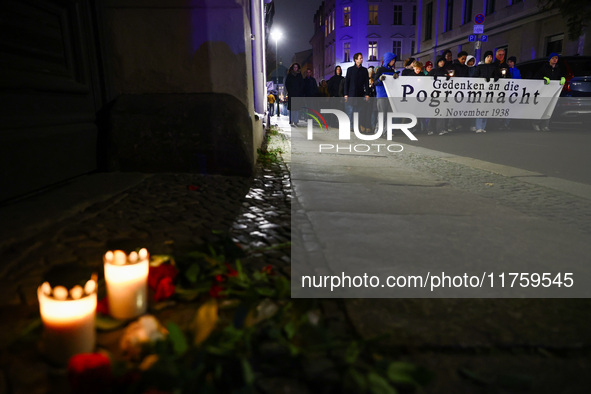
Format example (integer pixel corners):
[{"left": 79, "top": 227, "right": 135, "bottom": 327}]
[
  {"left": 532, "top": 53, "right": 565, "bottom": 131},
  {"left": 473, "top": 51, "right": 502, "bottom": 133},
  {"left": 428, "top": 56, "right": 451, "bottom": 136}
]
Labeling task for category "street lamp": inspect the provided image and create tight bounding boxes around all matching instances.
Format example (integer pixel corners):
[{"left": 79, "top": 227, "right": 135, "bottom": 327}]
[{"left": 271, "top": 29, "right": 282, "bottom": 117}]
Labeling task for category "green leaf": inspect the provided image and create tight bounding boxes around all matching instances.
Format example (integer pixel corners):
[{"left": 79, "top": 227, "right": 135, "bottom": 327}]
[
  {"left": 497, "top": 372, "right": 533, "bottom": 390},
  {"left": 241, "top": 358, "right": 255, "bottom": 385},
  {"left": 284, "top": 321, "right": 297, "bottom": 339},
  {"left": 345, "top": 342, "right": 360, "bottom": 364},
  {"left": 386, "top": 362, "right": 417, "bottom": 385},
  {"left": 348, "top": 368, "right": 367, "bottom": 391},
  {"left": 367, "top": 372, "right": 398, "bottom": 394},
  {"left": 95, "top": 314, "right": 127, "bottom": 331},
  {"left": 185, "top": 263, "right": 200, "bottom": 283},
  {"left": 255, "top": 287, "right": 275, "bottom": 297},
  {"left": 459, "top": 367, "right": 492, "bottom": 386},
  {"left": 166, "top": 322, "right": 188, "bottom": 356}
]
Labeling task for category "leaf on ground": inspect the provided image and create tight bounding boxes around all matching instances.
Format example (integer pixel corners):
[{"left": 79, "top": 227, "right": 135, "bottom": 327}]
[
  {"left": 166, "top": 322, "right": 188, "bottom": 356},
  {"left": 459, "top": 367, "right": 492, "bottom": 386},
  {"left": 368, "top": 371, "right": 399, "bottom": 394},
  {"left": 387, "top": 362, "right": 417, "bottom": 386},
  {"left": 193, "top": 298, "right": 219, "bottom": 345},
  {"left": 95, "top": 314, "right": 127, "bottom": 331}
]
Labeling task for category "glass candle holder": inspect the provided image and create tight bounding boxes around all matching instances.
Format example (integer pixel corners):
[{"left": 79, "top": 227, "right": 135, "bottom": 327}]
[
  {"left": 104, "top": 249, "right": 149, "bottom": 320},
  {"left": 37, "top": 275, "right": 97, "bottom": 366}
]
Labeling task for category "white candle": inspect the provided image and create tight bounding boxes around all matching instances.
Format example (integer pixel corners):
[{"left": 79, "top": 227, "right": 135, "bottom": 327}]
[
  {"left": 104, "top": 249, "right": 149, "bottom": 320},
  {"left": 37, "top": 277, "right": 97, "bottom": 366}
]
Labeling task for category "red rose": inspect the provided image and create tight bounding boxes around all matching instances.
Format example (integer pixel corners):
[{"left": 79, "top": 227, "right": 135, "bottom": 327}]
[
  {"left": 68, "top": 353, "right": 112, "bottom": 394},
  {"left": 154, "top": 276, "right": 175, "bottom": 302},
  {"left": 96, "top": 297, "right": 109, "bottom": 315},
  {"left": 225, "top": 263, "right": 238, "bottom": 277},
  {"left": 209, "top": 284, "right": 225, "bottom": 298},
  {"left": 215, "top": 274, "right": 225, "bottom": 283},
  {"left": 261, "top": 265, "right": 275, "bottom": 275},
  {"left": 148, "top": 264, "right": 178, "bottom": 290}
]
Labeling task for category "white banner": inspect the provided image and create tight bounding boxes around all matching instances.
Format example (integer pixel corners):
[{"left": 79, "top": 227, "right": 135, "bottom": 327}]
[{"left": 383, "top": 76, "right": 563, "bottom": 119}]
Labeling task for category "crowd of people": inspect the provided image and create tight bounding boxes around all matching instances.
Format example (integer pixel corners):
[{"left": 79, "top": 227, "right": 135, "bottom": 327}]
[{"left": 270, "top": 48, "right": 565, "bottom": 134}]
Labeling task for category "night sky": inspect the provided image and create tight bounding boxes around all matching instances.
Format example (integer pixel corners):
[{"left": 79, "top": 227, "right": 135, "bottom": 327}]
[{"left": 272, "top": 0, "right": 323, "bottom": 66}]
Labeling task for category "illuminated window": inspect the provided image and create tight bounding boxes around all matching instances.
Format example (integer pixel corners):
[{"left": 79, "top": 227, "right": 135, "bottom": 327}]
[
  {"left": 344, "top": 6, "right": 351, "bottom": 26},
  {"left": 332, "top": 10, "right": 335, "bottom": 30},
  {"left": 393, "top": 5, "right": 402, "bottom": 25},
  {"left": 392, "top": 40, "right": 401, "bottom": 59},
  {"left": 344, "top": 42, "right": 351, "bottom": 62},
  {"left": 368, "top": 5, "right": 378, "bottom": 25},
  {"left": 368, "top": 41, "right": 377, "bottom": 61}
]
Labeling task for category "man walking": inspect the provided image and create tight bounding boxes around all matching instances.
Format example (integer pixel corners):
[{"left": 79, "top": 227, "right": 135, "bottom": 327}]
[{"left": 344, "top": 53, "right": 370, "bottom": 131}]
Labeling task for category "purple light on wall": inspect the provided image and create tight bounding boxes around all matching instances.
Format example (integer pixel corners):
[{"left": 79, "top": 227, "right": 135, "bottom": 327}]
[
  {"left": 189, "top": 7, "right": 247, "bottom": 55},
  {"left": 531, "top": 47, "right": 536, "bottom": 59}
]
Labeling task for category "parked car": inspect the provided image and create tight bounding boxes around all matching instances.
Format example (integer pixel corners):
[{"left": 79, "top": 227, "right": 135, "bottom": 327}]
[{"left": 517, "top": 56, "right": 591, "bottom": 122}]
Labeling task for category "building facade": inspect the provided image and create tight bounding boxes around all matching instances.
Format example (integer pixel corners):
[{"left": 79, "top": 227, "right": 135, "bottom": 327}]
[
  {"left": 312, "top": 0, "right": 418, "bottom": 81},
  {"left": 415, "top": 0, "right": 590, "bottom": 65},
  {"left": 0, "top": 0, "right": 272, "bottom": 202}
]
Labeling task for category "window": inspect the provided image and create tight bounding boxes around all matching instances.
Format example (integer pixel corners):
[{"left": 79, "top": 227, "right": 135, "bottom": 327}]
[
  {"left": 512, "top": 0, "right": 523, "bottom": 4},
  {"left": 411, "top": 40, "right": 415, "bottom": 55},
  {"left": 425, "top": 2, "right": 433, "bottom": 40},
  {"left": 369, "top": 5, "right": 378, "bottom": 25},
  {"left": 368, "top": 41, "right": 377, "bottom": 61},
  {"left": 328, "top": 14, "right": 331, "bottom": 34},
  {"left": 393, "top": 5, "right": 403, "bottom": 25},
  {"left": 344, "top": 42, "right": 351, "bottom": 62},
  {"left": 332, "top": 10, "right": 335, "bottom": 31},
  {"left": 344, "top": 6, "right": 351, "bottom": 26},
  {"left": 445, "top": 0, "right": 454, "bottom": 31},
  {"left": 486, "top": 0, "right": 495, "bottom": 15},
  {"left": 412, "top": 5, "right": 417, "bottom": 25},
  {"left": 392, "top": 40, "right": 402, "bottom": 59},
  {"left": 463, "top": 0, "right": 473, "bottom": 24},
  {"left": 325, "top": 17, "right": 328, "bottom": 37},
  {"left": 546, "top": 34, "right": 563, "bottom": 56}
]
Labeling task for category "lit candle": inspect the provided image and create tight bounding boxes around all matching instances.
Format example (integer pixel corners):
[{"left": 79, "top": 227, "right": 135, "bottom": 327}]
[
  {"left": 37, "top": 276, "right": 97, "bottom": 365},
  {"left": 104, "top": 249, "right": 149, "bottom": 320}
]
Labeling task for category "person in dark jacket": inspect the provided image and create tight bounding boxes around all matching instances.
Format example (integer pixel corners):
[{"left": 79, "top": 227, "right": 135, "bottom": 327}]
[
  {"left": 303, "top": 68, "right": 318, "bottom": 98},
  {"left": 473, "top": 51, "right": 499, "bottom": 133},
  {"left": 428, "top": 56, "right": 450, "bottom": 135},
  {"left": 451, "top": 51, "right": 469, "bottom": 77},
  {"left": 502, "top": 56, "right": 521, "bottom": 130},
  {"left": 285, "top": 62, "right": 304, "bottom": 127},
  {"left": 532, "top": 52, "right": 565, "bottom": 131},
  {"left": 374, "top": 52, "right": 398, "bottom": 133},
  {"left": 442, "top": 49, "right": 454, "bottom": 70},
  {"left": 327, "top": 65, "right": 344, "bottom": 97},
  {"left": 493, "top": 48, "right": 511, "bottom": 79},
  {"left": 400, "top": 57, "right": 416, "bottom": 76},
  {"left": 344, "top": 52, "right": 370, "bottom": 131},
  {"left": 344, "top": 53, "right": 370, "bottom": 98}
]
